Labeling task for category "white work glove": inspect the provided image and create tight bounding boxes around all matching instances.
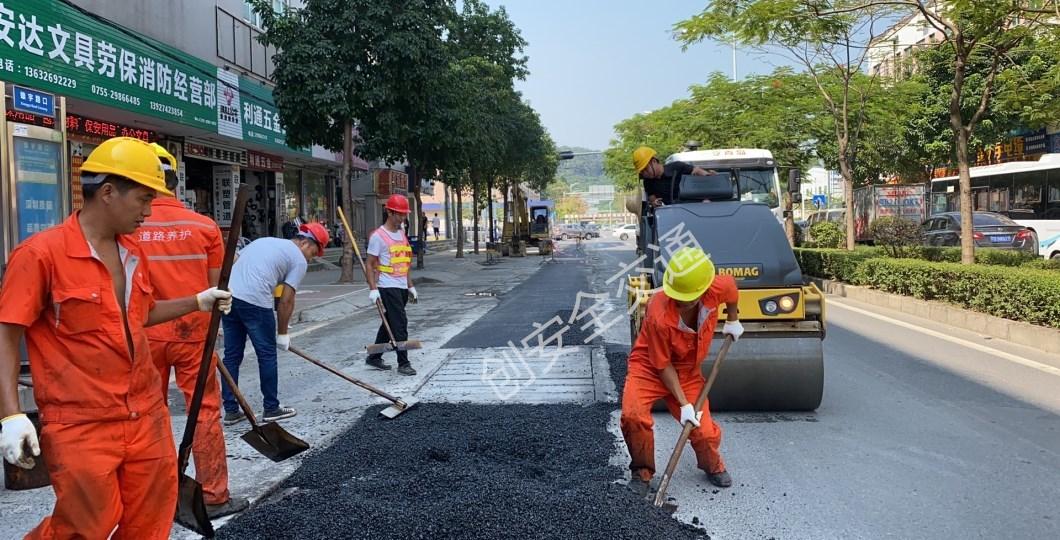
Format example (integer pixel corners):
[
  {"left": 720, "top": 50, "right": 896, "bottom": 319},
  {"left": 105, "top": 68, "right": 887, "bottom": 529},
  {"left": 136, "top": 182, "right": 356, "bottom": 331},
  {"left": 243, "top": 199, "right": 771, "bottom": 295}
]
[
  {"left": 723, "top": 320, "right": 744, "bottom": 342},
  {"left": 196, "top": 287, "right": 233, "bottom": 315},
  {"left": 368, "top": 289, "right": 381, "bottom": 303},
  {"left": 679, "top": 403, "right": 702, "bottom": 428},
  {"left": 408, "top": 287, "right": 418, "bottom": 301},
  {"left": 1, "top": 414, "right": 40, "bottom": 469},
  {"left": 276, "top": 334, "right": 290, "bottom": 351}
]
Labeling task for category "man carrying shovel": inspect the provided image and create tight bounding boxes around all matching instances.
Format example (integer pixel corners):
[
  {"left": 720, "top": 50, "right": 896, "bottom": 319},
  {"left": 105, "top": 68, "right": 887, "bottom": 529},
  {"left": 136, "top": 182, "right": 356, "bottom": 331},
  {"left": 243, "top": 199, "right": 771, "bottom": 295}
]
[
  {"left": 365, "top": 195, "right": 418, "bottom": 376},
  {"left": 621, "top": 246, "right": 744, "bottom": 494},
  {"left": 0, "top": 137, "right": 232, "bottom": 539},
  {"left": 140, "top": 143, "right": 248, "bottom": 518}
]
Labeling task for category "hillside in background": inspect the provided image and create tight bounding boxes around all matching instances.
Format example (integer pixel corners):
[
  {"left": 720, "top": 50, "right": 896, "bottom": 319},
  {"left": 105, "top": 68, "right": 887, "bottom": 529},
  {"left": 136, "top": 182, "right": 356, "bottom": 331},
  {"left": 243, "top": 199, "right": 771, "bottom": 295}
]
[{"left": 556, "top": 146, "right": 612, "bottom": 188}]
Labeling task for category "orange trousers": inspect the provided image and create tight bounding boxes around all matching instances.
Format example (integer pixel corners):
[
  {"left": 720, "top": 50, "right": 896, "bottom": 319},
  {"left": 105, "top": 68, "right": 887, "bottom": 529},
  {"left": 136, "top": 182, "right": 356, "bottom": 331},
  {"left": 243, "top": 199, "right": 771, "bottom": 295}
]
[
  {"left": 26, "top": 406, "right": 177, "bottom": 540},
  {"left": 150, "top": 340, "right": 230, "bottom": 505},
  {"left": 620, "top": 366, "right": 725, "bottom": 480}
]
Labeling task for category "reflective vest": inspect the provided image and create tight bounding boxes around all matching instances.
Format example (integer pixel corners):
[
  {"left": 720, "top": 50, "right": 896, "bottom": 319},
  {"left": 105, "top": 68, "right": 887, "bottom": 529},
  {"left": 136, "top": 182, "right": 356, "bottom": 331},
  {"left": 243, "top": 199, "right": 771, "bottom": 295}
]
[{"left": 373, "top": 227, "right": 412, "bottom": 278}]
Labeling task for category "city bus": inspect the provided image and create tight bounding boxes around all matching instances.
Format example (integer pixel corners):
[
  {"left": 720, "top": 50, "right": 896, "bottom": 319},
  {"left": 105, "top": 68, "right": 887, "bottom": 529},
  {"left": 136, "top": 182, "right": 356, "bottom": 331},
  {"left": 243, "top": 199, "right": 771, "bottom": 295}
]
[{"left": 929, "top": 154, "right": 1060, "bottom": 255}]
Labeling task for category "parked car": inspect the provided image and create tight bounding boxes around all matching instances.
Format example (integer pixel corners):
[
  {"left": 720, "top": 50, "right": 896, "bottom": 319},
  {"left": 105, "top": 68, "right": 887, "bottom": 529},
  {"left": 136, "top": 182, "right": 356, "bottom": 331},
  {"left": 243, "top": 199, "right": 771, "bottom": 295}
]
[
  {"left": 920, "top": 212, "right": 1038, "bottom": 254},
  {"left": 582, "top": 223, "right": 601, "bottom": 238},
  {"left": 554, "top": 223, "right": 588, "bottom": 240},
  {"left": 803, "top": 209, "right": 845, "bottom": 243},
  {"left": 1043, "top": 236, "right": 1060, "bottom": 260},
  {"left": 613, "top": 223, "right": 637, "bottom": 241}
]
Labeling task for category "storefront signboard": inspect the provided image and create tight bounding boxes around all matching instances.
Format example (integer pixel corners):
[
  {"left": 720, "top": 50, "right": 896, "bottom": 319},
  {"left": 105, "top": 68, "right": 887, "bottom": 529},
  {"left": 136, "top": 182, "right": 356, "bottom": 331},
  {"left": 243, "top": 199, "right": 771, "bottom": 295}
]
[{"left": 212, "top": 164, "right": 240, "bottom": 227}]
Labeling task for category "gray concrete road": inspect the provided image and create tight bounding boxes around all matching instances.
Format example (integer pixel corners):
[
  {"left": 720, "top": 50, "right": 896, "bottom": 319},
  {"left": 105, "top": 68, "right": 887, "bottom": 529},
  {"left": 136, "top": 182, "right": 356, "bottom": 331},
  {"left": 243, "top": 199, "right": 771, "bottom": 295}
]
[{"left": 588, "top": 238, "right": 1060, "bottom": 540}]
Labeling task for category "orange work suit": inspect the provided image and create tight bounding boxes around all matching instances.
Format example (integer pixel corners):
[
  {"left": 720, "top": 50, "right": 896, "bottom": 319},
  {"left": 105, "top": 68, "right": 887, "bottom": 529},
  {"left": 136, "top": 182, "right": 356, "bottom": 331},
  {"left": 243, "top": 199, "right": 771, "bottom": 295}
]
[
  {"left": 0, "top": 213, "right": 176, "bottom": 539},
  {"left": 139, "top": 196, "right": 230, "bottom": 505},
  {"left": 620, "top": 275, "right": 738, "bottom": 480}
]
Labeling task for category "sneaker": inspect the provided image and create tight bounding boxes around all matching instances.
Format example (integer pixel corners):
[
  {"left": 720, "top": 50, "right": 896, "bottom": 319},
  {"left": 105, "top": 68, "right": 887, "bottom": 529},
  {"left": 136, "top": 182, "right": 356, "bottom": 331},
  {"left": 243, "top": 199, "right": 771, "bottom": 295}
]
[
  {"left": 397, "top": 364, "right": 417, "bottom": 376},
  {"left": 223, "top": 411, "right": 246, "bottom": 426},
  {"left": 206, "top": 496, "right": 250, "bottom": 519},
  {"left": 262, "top": 406, "right": 297, "bottom": 422},
  {"left": 706, "top": 470, "right": 732, "bottom": 488},
  {"left": 366, "top": 357, "right": 392, "bottom": 370}
]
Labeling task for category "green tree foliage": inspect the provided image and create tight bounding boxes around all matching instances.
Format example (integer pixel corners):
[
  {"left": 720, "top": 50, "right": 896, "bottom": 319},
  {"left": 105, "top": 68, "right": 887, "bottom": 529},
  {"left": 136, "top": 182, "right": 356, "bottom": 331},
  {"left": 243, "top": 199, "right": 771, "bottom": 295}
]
[
  {"left": 808, "top": 221, "right": 845, "bottom": 249},
  {"left": 869, "top": 216, "right": 922, "bottom": 258}
]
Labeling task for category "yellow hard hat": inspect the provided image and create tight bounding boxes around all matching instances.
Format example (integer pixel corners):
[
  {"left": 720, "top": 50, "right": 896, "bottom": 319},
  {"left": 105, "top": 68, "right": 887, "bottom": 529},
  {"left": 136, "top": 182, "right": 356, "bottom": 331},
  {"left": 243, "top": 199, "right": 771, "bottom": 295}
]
[
  {"left": 81, "top": 137, "right": 172, "bottom": 196},
  {"left": 632, "top": 146, "right": 657, "bottom": 174},
  {"left": 149, "top": 142, "right": 178, "bottom": 174},
  {"left": 662, "top": 247, "right": 716, "bottom": 302}
]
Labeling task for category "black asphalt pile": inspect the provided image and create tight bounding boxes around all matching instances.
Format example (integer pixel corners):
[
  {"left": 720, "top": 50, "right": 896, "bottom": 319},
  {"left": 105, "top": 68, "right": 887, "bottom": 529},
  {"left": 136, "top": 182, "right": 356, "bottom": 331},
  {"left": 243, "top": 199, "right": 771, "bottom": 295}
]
[
  {"left": 217, "top": 403, "right": 706, "bottom": 540},
  {"left": 606, "top": 347, "right": 629, "bottom": 393}
]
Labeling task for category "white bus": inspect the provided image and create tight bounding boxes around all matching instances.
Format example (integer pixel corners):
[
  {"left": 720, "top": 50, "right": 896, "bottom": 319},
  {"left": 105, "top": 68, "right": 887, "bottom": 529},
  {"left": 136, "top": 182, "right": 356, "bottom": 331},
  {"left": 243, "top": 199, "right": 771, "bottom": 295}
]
[{"left": 930, "top": 154, "right": 1060, "bottom": 256}]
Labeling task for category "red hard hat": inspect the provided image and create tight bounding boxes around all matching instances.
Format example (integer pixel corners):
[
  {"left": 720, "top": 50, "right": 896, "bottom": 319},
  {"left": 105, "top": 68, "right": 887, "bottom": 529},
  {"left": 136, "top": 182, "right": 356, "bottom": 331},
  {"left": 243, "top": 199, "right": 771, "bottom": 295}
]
[
  {"left": 384, "top": 194, "right": 410, "bottom": 214},
  {"left": 298, "top": 222, "right": 330, "bottom": 256}
]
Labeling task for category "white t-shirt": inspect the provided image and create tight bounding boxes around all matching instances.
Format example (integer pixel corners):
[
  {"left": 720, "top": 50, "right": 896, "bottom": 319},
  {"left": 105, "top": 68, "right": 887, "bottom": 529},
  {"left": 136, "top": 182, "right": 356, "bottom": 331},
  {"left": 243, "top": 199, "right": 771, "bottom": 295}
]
[
  {"left": 432, "top": 216, "right": 441, "bottom": 228},
  {"left": 368, "top": 227, "right": 409, "bottom": 289},
  {"left": 229, "top": 237, "right": 308, "bottom": 309}
]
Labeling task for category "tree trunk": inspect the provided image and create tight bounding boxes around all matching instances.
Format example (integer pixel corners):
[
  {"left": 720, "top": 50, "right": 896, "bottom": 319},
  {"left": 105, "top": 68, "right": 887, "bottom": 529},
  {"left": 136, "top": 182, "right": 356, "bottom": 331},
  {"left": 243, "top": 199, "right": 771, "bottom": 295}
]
[
  {"left": 502, "top": 182, "right": 509, "bottom": 242},
  {"left": 444, "top": 183, "right": 452, "bottom": 240},
  {"left": 455, "top": 188, "right": 464, "bottom": 258},
  {"left": 472, "top": 178, "right": 480, "bottom": 254},
  {"left": 411, "top": 166, "right": 425, "bottom": 269},
  {"left": 838, "top": 162, "right": 855, "bottom": 251},
  {"left": 783, "top": 192, "right": 795, "bottom": 247},
  {"left": 487, "top": 178, "right": 496, "bottom": 243},
  {"left": 955, "top": 127, "right": 975, "bottom": 264},
  {"left": 339, "top": 119, "right": 356, "bottom": 283}
]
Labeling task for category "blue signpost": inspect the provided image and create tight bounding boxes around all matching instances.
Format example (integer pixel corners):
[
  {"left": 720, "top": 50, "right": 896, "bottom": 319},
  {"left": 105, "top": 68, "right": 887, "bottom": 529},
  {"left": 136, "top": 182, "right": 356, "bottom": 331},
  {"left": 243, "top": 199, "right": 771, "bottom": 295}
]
[
  {"left": 812, "top": 194, "right": 827, "bottom": 209},
  {"left": 12, "top": 86, "right": 56, "bottom": 117}
]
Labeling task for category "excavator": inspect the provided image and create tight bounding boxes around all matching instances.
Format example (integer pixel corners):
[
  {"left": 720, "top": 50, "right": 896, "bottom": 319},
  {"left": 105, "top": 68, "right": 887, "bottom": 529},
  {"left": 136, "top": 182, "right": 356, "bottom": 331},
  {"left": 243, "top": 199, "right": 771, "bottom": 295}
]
[
  {"left": 626, "top": 148, "right": 825, "bottom": 411},
  {"left": 502, "top": 184, "right": 553, "bottom": 256}
]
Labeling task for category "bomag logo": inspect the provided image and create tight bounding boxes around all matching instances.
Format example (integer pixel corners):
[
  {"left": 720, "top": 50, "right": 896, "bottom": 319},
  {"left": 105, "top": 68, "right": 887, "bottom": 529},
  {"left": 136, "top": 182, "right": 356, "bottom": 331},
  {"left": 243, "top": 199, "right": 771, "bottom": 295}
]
[{"left": 717, "top": 265, "right": 762, "bottom": 280}]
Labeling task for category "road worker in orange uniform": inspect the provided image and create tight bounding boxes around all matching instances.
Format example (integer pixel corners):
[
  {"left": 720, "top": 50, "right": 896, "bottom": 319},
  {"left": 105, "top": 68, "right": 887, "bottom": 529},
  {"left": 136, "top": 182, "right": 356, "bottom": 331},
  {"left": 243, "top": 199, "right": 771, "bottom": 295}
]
[
  {"left": 139, "top": 143, "right": 248, "bottom": 518},
  {"left": 621, "top": 246, "right": 744, "bottom": 493},
  {"left": 0, "top": 137, "right": 232, "bottom": 539}
]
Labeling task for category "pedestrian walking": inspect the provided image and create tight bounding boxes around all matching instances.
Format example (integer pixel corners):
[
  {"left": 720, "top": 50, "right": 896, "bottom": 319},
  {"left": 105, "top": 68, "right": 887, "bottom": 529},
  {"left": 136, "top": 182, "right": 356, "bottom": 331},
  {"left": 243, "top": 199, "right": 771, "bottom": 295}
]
[
  {"left": 140, "top": 143, "right": 248, "bottom": 518},
  {"left": 365, "top": 195, "right": 418, "bottom": 376},
  {"left": 220, "top": 223, "right": 329, "bottom": 424},
  {"left": 432, "top": 213, "right": 441, "bottom": 240},
  {"left": 0, "top": 137, "right": 232, "bottom": 539},
  {"left": 621, "top": 247, "right": 744, "bottom": 494}
]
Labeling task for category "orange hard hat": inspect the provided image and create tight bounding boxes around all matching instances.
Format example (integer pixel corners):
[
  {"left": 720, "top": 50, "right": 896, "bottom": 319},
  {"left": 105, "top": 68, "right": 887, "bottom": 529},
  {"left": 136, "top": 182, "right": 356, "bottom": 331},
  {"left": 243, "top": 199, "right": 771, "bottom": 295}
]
[
  {"left": 298, "top": 222, "right": 330, "bottom": 256},
  {"left": 384, "top": 194, "right": 410, "bottom": 214}
]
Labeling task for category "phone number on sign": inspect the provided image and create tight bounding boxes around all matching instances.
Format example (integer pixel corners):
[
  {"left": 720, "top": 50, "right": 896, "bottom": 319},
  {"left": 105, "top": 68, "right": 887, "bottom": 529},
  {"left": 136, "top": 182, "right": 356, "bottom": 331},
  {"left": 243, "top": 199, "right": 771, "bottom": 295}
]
[
  {"left": 24, "top": 67, "right": 77, "bottom": 89},
  {"left": 91, "top": 85, "right": 141, "bottom": 106}
]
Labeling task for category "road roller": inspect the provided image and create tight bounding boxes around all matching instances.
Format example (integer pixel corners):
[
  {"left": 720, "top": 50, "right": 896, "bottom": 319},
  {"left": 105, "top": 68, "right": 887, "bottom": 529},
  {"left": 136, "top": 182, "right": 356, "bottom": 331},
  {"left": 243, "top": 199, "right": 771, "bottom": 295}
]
[{"left": 627, "top": 148, "right": 825, "bottom": 411}]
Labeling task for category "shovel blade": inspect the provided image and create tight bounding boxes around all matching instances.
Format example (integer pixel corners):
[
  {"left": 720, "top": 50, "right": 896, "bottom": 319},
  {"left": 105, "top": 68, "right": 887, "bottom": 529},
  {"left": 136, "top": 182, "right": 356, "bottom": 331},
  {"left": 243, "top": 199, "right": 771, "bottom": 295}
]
[
  {"left": 365, "top": 340, "right": 424, "bottom": 355},
  {"left": 379, "top": 396, "right": 419, "bottom": 419},
  {"left": 240, "top": 422, "right": 310, "bottom": 462},
  {"left": 175, "top": 474, "right": 214, "bottom": 537}
]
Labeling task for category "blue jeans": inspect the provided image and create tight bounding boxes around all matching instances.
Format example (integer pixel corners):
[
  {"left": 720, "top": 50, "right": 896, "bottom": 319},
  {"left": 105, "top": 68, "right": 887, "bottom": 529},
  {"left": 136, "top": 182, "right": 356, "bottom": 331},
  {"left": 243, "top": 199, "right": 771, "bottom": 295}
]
[{"left": 221, "top": 298, "right": 279, "bottom": 413}]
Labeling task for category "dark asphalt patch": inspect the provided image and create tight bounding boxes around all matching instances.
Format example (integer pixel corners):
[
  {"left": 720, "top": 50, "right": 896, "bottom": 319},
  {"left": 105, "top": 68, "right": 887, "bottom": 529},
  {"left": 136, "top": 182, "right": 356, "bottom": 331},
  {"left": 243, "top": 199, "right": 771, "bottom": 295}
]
[
  {"left": 217, "top": 403, "right": 706, "bottom": 540},
  {"left": 606, "top": 347, "right": 630, "bottom": 394}
]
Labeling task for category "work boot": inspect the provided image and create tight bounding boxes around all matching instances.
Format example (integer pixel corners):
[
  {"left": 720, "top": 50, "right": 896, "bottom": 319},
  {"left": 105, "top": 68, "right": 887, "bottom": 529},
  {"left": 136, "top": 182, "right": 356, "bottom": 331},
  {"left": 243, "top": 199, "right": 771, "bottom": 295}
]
[
  {"left": 206, "top": 496, "right": 250, "bottom": 519},
  {"left": 397, "top": 364, "right": 417, "bottom": 376},
  {"left": 262, "top": 406, "right": 297, "bottom": 422},
  {"left": 223, "top": 411, "right": 246, "bottom": 426},
  {"left": 366, "top": 357, "right": 392, "bottom": 370},
  {"left": 628, "top": 470, "right": 652, "bottom": 497},
  {"left": 706, "top": 470, "right": 732, "bottom": 488}
]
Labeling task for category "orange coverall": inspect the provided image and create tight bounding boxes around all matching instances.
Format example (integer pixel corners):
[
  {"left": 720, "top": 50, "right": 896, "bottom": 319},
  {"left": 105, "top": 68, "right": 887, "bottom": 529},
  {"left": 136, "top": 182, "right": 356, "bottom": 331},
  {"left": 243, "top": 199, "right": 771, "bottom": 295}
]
[
  {"left": 620, "top": 275, "right": 738, "bottom": 481},
  {"left": 139, "top": 196, "right": 230, "bottom": 505},
  {"left": 0, "top": 213, "right": 176, "bottom": 539}
]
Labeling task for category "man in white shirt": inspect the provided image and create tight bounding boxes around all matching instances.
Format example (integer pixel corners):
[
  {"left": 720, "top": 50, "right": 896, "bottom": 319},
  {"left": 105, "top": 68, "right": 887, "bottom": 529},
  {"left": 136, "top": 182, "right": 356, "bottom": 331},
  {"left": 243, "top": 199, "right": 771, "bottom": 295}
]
[
  {"left": 221, "top": 223, "right": 328, "bottom": 423},
  {"left": 366, "top": 195, "right": 418, "bottom": 375},
  {"left": 432, "top": 213, "right": 441, "bottom": 240}
]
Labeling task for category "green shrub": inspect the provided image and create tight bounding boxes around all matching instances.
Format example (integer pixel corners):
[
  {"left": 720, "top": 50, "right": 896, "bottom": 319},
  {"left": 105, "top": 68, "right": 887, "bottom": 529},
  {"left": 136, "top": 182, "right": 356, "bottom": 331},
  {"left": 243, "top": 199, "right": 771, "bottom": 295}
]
[
  {"left": 912, "top": 246, "right": 1035, "bottom": 266},
  {"left": 1023, "top": 258, "right": 1060, "bottom": 271},
  {"left": 808, "top": 221, "right": 845, "bottom": 248},
  {"left": 870, "top": 217, "right": 922, "bottom": 258},
  {"left": 858, "top": 258, "right": 1060, "bottom": 328},
  {"left": 794, "top": 248, "right": 882, "bottom": 282}
]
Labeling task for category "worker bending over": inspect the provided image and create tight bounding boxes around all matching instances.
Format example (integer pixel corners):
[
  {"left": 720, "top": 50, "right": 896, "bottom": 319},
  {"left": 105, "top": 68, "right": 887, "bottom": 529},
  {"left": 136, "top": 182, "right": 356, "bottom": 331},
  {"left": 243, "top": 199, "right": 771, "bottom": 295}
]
[
  {"left": 0, "top": 137, "right": 231, "bottom": 539},
  {"left": 220, "top": 223, "right": 328, "bottom": 424},
  {"left": 621, "top": 247, "right": 744, "bottom": 492},
  {"left": 632, "top": 146, "right": 710, "bottom": 207},
  {"left": 140, "top": 143, "right": 247, "bottom": 518},
  {"left": 365, "top": 195, "right": 418, "bottom": 376}
]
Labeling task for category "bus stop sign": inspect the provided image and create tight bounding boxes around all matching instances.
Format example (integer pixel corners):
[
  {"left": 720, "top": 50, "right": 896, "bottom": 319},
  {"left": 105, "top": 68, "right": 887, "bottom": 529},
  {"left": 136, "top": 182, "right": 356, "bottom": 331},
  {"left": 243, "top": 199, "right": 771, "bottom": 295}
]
[{"left": 812, "top": 195, "right": 827, "bottom": 209}]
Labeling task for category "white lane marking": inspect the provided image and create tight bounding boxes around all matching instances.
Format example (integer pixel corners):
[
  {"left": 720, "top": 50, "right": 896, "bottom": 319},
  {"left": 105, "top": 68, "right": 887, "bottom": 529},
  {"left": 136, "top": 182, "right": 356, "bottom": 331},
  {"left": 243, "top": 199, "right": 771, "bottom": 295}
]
[{"left": 830, "top": 299, "right": 1060, "bottom": 377}]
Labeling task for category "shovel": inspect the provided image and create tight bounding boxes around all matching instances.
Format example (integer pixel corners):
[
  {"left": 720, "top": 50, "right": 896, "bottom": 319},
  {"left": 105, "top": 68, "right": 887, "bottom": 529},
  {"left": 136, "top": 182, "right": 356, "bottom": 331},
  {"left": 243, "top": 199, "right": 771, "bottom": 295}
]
[
  {"left": 651, "top": 336, "right": 734, "bottom": 509},
  {"left": 287, "top": 346, "right": 419, "bottom": 419},
  {"left": 336, "top": 207, "right": 424, "bottom": 355},
  {"left": 174, "top": 185, "right": 253, "bottom": 536},
  {"left": 215, "top": 362, "right": 310, "bottom": 461}
]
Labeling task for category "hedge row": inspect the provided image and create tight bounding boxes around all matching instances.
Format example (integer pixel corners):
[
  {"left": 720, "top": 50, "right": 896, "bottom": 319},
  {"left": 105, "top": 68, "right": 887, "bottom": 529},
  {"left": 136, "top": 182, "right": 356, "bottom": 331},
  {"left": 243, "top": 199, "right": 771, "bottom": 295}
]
[{"left": 794, "top": 248, "right": 1060, "bottom": 328}]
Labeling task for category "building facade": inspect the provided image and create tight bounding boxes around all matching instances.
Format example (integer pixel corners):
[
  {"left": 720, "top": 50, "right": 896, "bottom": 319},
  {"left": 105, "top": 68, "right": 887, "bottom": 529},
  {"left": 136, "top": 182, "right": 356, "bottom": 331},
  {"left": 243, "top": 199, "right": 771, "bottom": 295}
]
[{"left": 0, "top": 0, "right": 359, "bottom": 263}]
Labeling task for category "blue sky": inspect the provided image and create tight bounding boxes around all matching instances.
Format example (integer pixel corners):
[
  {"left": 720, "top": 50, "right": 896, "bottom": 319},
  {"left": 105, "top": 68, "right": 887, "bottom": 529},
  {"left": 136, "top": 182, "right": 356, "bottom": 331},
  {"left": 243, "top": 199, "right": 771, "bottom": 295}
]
[{"left": 491, "top": 0, "right": 792, "bottom": 150}]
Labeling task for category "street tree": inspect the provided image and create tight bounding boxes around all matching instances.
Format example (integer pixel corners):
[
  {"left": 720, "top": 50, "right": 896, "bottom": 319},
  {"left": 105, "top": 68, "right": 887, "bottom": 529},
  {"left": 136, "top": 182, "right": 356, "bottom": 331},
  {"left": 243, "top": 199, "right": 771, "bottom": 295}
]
[
  {"left": 252, "top": 0, "right": 452, "bottom": 280},
  {"left": 676, "top": 0, "right": 898, "bottom": 250}
]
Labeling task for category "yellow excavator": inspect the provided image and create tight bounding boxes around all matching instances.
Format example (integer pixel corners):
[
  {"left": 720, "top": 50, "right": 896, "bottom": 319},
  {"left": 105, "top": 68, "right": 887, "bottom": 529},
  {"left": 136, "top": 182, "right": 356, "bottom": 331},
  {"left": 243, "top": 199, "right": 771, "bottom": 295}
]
[
  {"left": 627, "top": 148, "right": 825, "bottom": 411},
  {"left": 502, "top": 185, "right": 553, "bottom": 256}
]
